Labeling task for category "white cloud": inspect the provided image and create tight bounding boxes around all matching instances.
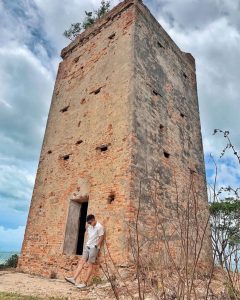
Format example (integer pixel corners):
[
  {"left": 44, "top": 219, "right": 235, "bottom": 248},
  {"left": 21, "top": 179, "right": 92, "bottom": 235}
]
[
  {"left": 152, "top": 0, "right": 240, "bottom": 194},
  {"left": 0, "top": 163, "right": 34, "bottom": 207},
  {"left": 0, "top": 0, "right": 55, "bottom": 242},
  {"left": 158, "top": 16, "right": 240, "bottom": 144},
  {"left": 207, "top": 155, "right": 240, "bottom": 201},
  {"left": 0, "top": 226, "right": 25, "bottom": 251},
  {"left": 0, "top": 45, "right": 54, "bottom": 159}
]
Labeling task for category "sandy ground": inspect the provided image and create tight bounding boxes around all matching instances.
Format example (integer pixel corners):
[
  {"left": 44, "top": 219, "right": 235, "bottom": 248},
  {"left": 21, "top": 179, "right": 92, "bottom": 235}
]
[
  {"left": 0, "top": 269, "right": 229, "bottom": 299},
  {"left": 0, "top": 270, "right": 113, "bottom": 300}
]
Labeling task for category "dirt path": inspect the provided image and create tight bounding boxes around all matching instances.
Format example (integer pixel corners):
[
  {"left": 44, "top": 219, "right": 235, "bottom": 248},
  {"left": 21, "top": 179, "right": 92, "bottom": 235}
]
[
  {"left": 0, "top": 269, "right": 227, "bottom": 299},
  {"left": 0, "top": 270, "right": 113, "bottom": 300}
]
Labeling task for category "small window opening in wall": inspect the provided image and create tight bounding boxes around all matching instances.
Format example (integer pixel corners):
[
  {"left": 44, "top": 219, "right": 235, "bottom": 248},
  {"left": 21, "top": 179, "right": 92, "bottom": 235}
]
[
  {"left": 183, "top": 72, "right": 188, "bottom": 79},
  {"left": 74, "top": 56, "right": 80, "bottom": 63},
  {"left": 94, "top": 88, "right": 101, "bottom": 95},
  {"left": 90, "top": 87, "right": 102, "bottom": 95},
  {"left": 157, "top": 41, "right": 164, "bottom": 48},
  {"left": 180, "top": 112, "right": 185, "bottom": 118},
  {"left": 63, "top": 154, "right": 70, "bottom": 160},
  {"left": 189, "top": 168, "right": 196, "bottom": 174},
  {"left": 152, "top": 90, "right": 160, "bottom": 96},
  {"left": 163, "top": 151, "right": 170, "bottom": 158},
  {"left": 97, "top": 144, "right": 109, "bottom": 152},
  {"left": 159, "top": 124, "right": 164, "bottom": 131},
  {"left": 76, "top": 140, "right": 83, "bottom": 145},
  {"left": 76, "top": 201, "right": 88, "bottom": 255},
  {"left": 108, "top": 33, "right": 116, "bottom": 40},
  {"left": 81, "top": 98, "right": 86, "bottom": 104},
  {"left": 60, "top": 105, "right": 69, "bottom": 113},
  {"left": 48, "top": 150, "right": 52, "bottom": 154},
  {"left": 108, "top": 193, "right": 115, "bottom": 204}
]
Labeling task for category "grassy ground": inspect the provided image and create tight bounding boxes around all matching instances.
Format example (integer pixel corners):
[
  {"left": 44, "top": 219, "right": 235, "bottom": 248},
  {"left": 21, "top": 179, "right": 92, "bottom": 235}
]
[{"left": 0, "top": 292, "right": 67, "bottom": 300}]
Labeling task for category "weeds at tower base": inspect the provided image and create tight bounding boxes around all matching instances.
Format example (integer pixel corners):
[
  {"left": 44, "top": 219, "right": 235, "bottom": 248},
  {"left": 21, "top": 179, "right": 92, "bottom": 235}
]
[{"left": 99, "top": 130, "right": 240, "bottom": 300}]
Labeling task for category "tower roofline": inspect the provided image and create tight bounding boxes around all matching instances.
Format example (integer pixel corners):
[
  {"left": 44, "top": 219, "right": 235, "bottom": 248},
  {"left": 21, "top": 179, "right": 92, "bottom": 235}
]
[
  {"left": 135, "top": 1, "right": 196, "bottom": 71},
  {"left": 61, "top": 0, "right": 195, "bottom": 71},
  {"left": 61, "top": 0, "right": 138, "bottom": 59}
]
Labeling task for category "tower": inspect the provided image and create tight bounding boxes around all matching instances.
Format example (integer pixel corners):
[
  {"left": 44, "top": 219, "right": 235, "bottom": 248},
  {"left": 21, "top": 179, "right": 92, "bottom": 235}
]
[{"left": 18, "top": 0, "right": 212, "bottom": 278}]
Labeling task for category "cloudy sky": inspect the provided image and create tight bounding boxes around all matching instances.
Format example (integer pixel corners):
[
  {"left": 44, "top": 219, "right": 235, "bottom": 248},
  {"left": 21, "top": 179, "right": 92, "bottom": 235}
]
[{"left": 0, "top": 0, "right": 239, "bottom": 251}]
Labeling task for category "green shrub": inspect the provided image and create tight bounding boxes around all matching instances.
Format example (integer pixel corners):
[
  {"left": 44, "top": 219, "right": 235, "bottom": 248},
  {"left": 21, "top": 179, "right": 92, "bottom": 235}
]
[
  {"left": 5, "top": 254, "right": 19, "bottom": 268},
  {"left": 64, "top": 1, "right": 111, "bottom": 41},
  {"left": 91, "top": 276, "right": 103, "bottom": 285}
]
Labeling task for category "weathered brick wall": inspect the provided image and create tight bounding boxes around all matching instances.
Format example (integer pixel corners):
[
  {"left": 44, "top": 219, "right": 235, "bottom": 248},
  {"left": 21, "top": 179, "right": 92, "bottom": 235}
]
[
  {"left": 128, "top": 1, "right": 212, "bottom": 268},
  {"left": 18, "top": 0, "right": 136, "bottom": 278},
  {"left": 18, "top": 0, "right": 212, "bottom": 279}
]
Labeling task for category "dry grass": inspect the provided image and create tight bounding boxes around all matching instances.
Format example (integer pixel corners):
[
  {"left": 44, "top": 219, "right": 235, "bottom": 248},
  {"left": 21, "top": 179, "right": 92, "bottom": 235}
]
[{"left": 0, "top": 292, "right": 67, "bottom": 300}]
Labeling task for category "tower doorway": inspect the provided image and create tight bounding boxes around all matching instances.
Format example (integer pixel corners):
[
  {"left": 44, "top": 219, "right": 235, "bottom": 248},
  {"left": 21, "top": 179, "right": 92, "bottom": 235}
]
[
  {"left": 63, "top": 197, "right": 89, "bottom": 255},
  {"left": 76, "top": 201, "right": 88, "bottom": 255}
]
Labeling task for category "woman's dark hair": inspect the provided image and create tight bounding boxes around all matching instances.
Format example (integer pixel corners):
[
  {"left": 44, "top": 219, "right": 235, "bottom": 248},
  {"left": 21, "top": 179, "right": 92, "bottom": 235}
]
[{"left": 86, "top": 214, "right": 95, "bottom": 222}]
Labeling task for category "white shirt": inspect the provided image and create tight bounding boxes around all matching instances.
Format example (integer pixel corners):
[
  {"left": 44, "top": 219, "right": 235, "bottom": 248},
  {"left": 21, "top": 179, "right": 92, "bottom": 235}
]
[{"left": 86, "top": 221, "right": 104, "bottom": 248}]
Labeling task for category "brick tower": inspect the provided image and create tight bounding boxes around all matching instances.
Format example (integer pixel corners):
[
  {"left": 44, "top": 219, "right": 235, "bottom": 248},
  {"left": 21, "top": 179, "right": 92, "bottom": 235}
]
[{"left": 18, "top": 0, "right": 212, "bottom": 278}]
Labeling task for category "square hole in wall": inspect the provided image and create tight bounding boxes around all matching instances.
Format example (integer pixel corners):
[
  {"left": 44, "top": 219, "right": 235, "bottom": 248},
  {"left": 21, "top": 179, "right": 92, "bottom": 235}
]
[
  {"left": 81, "top": 98, "right": 86, "bottom": 104},
  {"left": 108, "top": 33, "right": 116, "bottom": 40},
  {"left": 108, "top": 193, "right": 115, "bottom": 204},
  {"left": 151, "top": 90, "right": 161, "bottom": 103},
  {"left": 60, "top": 105, "right": 69, "bottom": 113},
  {"left": 159, "top": 124, "right": 164, "bottom": 131},
  {"left": 95, "top": 88, "right": 101, "bottom": 95},
  {"left": 152, "top": 90, "right": 160, "bottom": 96},
  {"left": 62, "top": 154, "right": 70, "bottom": 160},
  {"left": 74, "top": 56, "right": 80, "bottom": 63},
  {"left": 152, "top": 89, "right": 162, "bottom": 101},
  {"left": 157, "top": 41, "right": 165, "bottom": 48},
  {"left": 180, "top": 112, "right": 185, "bottom": 118},
  {"left": 163, "top": 151, "right": 170, "bottom": 158},
  {"left": 96, "top": 144, "right": 109, "bottom": 152},
  {"left": 189, "top": 168, "right": 196, "bottom": 174},
  {"left": 90, "top": 87, "right": 102, "bottom": 95}
]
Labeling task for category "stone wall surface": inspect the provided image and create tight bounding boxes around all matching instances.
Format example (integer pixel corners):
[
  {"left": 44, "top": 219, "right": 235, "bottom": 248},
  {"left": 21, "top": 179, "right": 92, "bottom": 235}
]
[
  {"left": 129, "top": 1, "right": 212, "bottom": 267},
  {"left": 18, "top": 0, "right": 136, "bottom": 278},
  {"left": 18, "top": 0, "right": 212, "bottom": 279}
]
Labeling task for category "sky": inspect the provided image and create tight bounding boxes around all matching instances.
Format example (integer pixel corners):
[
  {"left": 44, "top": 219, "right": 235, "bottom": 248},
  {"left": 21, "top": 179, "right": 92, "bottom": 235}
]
[{"left": 0, "top": 0, "right": 239, "bottom": 251}]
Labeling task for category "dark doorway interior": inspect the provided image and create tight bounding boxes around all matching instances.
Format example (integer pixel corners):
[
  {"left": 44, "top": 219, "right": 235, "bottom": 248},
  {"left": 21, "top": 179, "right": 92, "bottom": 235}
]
[{"left": 76, "top": 202, "right": 88, "bottom": 255}]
